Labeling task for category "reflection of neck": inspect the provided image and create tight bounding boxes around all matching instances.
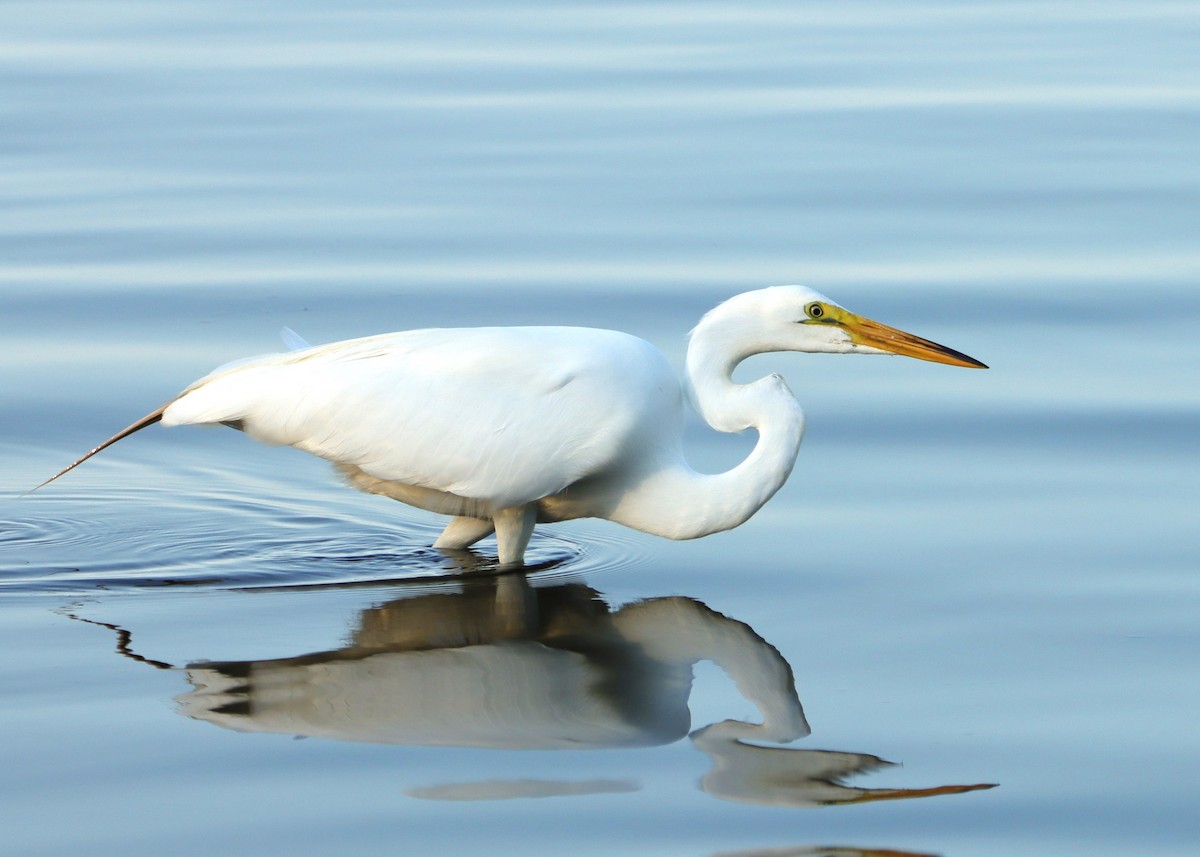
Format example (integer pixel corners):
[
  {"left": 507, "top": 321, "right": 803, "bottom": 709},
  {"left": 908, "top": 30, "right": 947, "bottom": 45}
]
[{"left": 613, "top": 596, "right": 809, "bottom": 743}]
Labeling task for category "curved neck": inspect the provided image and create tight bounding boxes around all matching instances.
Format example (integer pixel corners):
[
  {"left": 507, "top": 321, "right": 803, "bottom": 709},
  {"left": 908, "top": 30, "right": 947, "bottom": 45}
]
[{"left": 607, "top": 319, "right": 806, "bottom": 540}]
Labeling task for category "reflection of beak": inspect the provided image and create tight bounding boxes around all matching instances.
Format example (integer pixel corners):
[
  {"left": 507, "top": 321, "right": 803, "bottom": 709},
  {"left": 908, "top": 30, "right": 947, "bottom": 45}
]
[
  {"left": 843, "top": 313, "right": 989, "bottom": 369},
  {"left": 843, "top": 781, "right": 998, "bottom": 804}
]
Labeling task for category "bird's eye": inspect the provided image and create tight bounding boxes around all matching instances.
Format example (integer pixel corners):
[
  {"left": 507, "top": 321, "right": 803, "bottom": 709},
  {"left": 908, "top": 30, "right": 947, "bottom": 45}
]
[{"left": 806, "top": 302, "right": 825, "bottom": 319}]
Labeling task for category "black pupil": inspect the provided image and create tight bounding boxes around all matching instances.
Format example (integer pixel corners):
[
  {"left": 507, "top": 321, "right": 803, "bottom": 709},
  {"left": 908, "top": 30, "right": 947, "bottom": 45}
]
[{"left": 811, "top": 305, "right": 823, "bottom": 317}]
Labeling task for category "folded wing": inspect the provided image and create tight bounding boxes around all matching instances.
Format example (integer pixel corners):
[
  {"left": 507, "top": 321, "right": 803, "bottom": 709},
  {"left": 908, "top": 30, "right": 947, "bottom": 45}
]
[{"left": 163, "top": 326, "right": 680, "bottom": 509}]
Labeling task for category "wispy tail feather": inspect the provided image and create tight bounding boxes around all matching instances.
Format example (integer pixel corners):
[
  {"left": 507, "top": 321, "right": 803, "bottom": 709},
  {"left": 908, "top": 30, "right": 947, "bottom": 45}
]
[{"left": 24, "top": 403, "right": 171, "bottom": 496}]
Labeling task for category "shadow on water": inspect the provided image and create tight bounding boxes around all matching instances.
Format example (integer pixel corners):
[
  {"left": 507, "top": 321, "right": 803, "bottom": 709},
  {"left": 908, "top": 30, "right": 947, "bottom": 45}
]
[{"left": 68, "top": 572, "right": 995, "bottom": 810}]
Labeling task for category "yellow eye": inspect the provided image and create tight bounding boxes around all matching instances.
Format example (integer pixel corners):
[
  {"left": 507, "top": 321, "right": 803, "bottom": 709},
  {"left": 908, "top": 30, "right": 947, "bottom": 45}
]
[{"left": 806, "top": 302, "right": 826, "bottom": 319}]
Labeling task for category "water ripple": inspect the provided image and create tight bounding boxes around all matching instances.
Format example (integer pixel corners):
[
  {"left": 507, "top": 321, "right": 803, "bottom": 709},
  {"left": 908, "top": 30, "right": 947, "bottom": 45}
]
[{"left": 0, "top": 470, "right": 648, "bottom": 595}]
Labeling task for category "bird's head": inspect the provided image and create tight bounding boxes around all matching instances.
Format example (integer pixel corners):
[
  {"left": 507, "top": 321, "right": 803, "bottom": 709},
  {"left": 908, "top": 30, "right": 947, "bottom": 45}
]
[{"left": 711, "top": 286, "right": 988, "bottom": 369}]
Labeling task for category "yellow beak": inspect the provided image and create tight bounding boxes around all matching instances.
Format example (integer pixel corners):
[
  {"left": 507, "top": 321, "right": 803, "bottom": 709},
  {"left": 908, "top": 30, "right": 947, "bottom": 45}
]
[{"left": 841, "top": 312, "right": 988, "bottom": 369}]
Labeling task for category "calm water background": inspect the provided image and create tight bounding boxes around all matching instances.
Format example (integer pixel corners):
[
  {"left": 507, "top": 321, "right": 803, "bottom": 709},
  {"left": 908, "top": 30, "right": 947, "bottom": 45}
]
[{"left": 2, "top": 2, "right": 1198, "bottom": 855}]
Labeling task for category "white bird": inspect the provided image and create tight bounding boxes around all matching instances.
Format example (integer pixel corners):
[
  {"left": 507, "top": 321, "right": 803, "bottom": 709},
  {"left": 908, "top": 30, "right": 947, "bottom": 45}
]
[{"left": 34, "top": 286, "right": 986, "bottom": 565}]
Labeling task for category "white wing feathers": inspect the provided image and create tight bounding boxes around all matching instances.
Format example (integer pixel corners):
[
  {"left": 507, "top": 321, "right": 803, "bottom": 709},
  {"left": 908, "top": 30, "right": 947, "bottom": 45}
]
[
  {"left": 162, "top": 327, "right": 678, "bottom": 508},
  {"left": 280, "top": 326, "right": 312, "bottom": 351}
]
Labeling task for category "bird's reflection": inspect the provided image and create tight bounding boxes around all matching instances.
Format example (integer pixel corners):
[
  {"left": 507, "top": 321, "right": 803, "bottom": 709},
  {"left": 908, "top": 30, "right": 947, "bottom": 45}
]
[{"left": 77, "top": 573, "right": 993, "bottom": 807}]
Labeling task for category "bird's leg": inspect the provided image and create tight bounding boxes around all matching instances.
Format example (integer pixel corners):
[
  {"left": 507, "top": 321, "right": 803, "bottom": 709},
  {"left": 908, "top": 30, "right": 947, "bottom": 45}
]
[
  {"left": 432, "top": 516, "right": 496, "bottom": 550},
  {"left": 493, "top": 504, "right": 537, "bottom": 566}
]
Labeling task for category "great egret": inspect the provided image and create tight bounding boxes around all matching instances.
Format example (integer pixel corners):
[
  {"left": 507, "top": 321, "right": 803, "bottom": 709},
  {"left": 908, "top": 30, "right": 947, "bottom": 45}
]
[{"left": 35, "top": 286, "right": 986, "bottom": 564}]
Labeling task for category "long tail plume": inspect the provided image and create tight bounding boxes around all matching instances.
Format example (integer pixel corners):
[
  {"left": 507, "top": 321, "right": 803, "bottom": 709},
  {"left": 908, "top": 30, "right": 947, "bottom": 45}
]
[{"left": 24, "top": 403, "right": 171, "bottom": 496}]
